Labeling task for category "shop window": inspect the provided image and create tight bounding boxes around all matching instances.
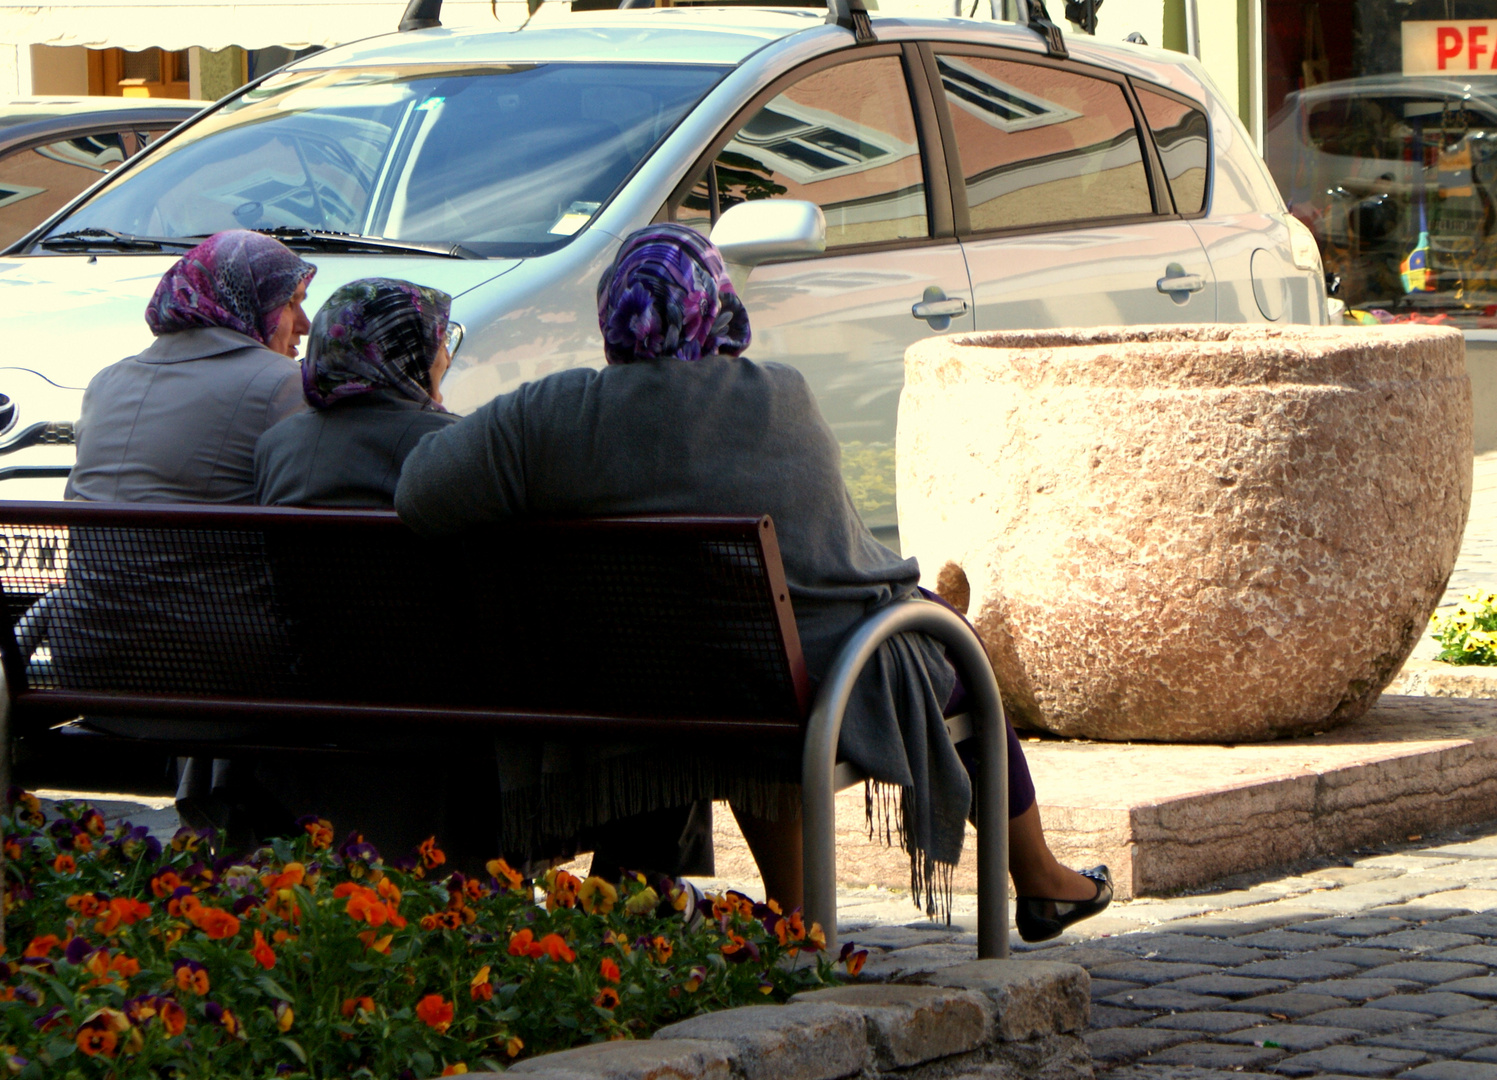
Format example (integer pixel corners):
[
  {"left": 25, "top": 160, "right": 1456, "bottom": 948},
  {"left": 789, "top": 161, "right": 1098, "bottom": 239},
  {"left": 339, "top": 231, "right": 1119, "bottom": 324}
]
[
  {"left": 678, "top": 55, "right": 928, "bottom": 248},
  {"left": 935, "top": 54, "right": 1152, "bottom": 233},
  {"left": 88, "top": 48, "right": 191, "bottom": 99},
  {"left": 1135, "top": 86, "right": 1209, "bottom": 215}
]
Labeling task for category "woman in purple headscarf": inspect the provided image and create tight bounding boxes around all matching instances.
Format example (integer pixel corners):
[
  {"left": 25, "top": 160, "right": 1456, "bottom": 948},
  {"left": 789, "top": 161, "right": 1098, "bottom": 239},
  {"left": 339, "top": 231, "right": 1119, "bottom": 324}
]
[
  {"left": 395, "top": 224, "right": 1109, "bottom": 939},
  {"left": 42, "top": 230, "right": 316, "bottom": 843}
]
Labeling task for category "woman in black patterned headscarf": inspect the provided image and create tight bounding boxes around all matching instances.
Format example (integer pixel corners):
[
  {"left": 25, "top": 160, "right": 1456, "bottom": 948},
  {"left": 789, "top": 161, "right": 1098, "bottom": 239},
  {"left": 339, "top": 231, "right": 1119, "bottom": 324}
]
[{"left": 255, "top": 278, "right": 459, "bottom": 508}]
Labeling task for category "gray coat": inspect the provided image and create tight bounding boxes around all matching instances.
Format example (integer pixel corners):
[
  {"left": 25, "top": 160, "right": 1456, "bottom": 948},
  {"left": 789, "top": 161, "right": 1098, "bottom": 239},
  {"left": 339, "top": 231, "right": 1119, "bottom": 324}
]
[
  {"left": 254, "top": 389, "right": 459, "bottom": 508},
  {"left": 66, "top": 326, "right": 304, "bottom": 504},
  {"left": 396, "top": 357, "right": 968, "bottom": 909}
]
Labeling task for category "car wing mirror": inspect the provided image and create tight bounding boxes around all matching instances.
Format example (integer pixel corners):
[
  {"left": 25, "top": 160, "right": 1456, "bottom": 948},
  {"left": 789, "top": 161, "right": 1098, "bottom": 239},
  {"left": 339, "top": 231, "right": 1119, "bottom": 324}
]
[{"left": 710, "top": 199, "right": 826, "bottom": 290}]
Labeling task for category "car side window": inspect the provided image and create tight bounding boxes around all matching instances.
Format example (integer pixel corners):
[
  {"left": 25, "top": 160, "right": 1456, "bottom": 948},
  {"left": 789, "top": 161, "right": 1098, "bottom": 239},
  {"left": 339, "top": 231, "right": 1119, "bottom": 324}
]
[
  {"left": 681, "top": 55, "right": 929, "bottom": 248},
  {"left": 934, "top": 53, "right": 1152, "bottom": 232},
  {"left": 0, "top": 133, "right": 129, "bottom": 249},
  {"left": 1135, "top": 86, "right": 1209, "bottom": 215}
]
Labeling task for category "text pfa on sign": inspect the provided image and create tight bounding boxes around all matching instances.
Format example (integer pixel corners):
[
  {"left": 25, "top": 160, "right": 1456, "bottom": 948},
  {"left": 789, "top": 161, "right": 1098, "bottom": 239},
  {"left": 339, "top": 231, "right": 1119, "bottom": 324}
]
[{"left": 1404, "top": 20, "right": 1497, "bottom": 74}]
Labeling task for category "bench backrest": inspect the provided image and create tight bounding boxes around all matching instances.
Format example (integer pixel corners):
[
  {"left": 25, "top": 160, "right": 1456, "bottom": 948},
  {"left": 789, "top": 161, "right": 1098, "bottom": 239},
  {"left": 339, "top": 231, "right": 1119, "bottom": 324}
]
[{"left": 0, "top": 502, "right": 810, "bottom": 741}]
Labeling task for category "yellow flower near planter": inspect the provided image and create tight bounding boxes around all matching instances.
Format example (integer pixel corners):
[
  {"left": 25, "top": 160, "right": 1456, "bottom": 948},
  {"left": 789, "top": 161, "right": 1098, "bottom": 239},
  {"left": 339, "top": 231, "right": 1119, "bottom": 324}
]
[
  {"left": 578, "top": 876, "right": 618, "bottom": 915},
  {"left": 1433, "top": 591, "right": 1497, "bottom": 664}
]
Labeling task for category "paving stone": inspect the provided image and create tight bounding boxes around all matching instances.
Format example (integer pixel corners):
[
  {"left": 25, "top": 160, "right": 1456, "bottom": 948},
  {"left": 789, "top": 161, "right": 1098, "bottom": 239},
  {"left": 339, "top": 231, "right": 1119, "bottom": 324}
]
[
  {"left": 1398, "top": 1061, "right": 1497, "bottom": 1080},
  {"left": 1100, "top": 987, "right": 1230, "bottom": 1011},
  {"left": 1302, "top": 1008, "right": 1429, "bottom": 1033},
  {"left": 1424, "top": 839, "right": 1497, "bottom": 859},
  {"left": 1092, "top": 979, "right": 1146, "bottom": 997},
  {"left": 1366, "top": 962, "right": 1489, "bottom": 984},
  {"left": 1143, "top": 1011, "right": 1268, "bottom": 1034},
  {"left": 1440, "top": 915, "right": 1497, "bottom": 937},
  {"left": 1158, "top": 974, "right": 1292, "bottom": 999},
  {"left": 1367, "top": 906, "right": 1478, "bottom": 922},
  {"left": 1439, "top": 946, "right": 1497, "bottom": 965},
  {"left": 1437, "top": 1012, "right": 1497, "bottom": 1035},
  {"left": 1362, "top": 1027, "right": 1497, "bottom": 1055},
  {"left": 1438, "top": 980, "right": 1497, "bottom": 1000},
  {"left": 1465, "top": 1048, "right": 1497, "bottom": 1064},
  {"left": 1217, "top": 1024, "right": 1362, "bottom": 1051},
  {"left": 1377, "top": 931, "right": 1485, "bottom": 952},
  {"left": 916, "top": 958, "right": 1091, "bottom": 1039},
  {"left": 1147, "top": 1042, "right": 1286, "bottom": 1069},
  {"left": 1102, "top": 1066, "right": 1282, "bottom": 1080},
  {"left": 653, "top": 1004, "right": 868, "bottom": 1080},
  {"left": 1300, "top": 918, "right": 1413, "bottom": 938},
  {"left": 1373, "top": 993, "right": 1488, "bottom": 1017},
  {"left": 1234, "top": 956, "right": 1363, "bottom": 980},
  {"left": 1091, "top": 1004, "right": 1155, "bottom": 1028},
  {"left": 1298, "top": 978, "right": 1422, "bottom": 1002},
  {"left": 508, "top": 1039, "right": 736, "bottom": 1080},
  {"left": 1321, "top": 947, "right": 1421, "bottom": 969},
  {"left": 1102, "top": 935, "right": 1267, "bottom": 966},
  {"left": 1091, "top": 961, "right": 1221, "bottom": 986},
  {"left": 1221, "top": 992, "right": 1352, "bottom": 1018},
  {"left": 789, "top": 985, "right": 989, "bottom": 1069},
  {"left": 855, "top": 944, "right": 977, "bottom": 982},
  {"left": 842, "top": 925, "right": 961, "bottom": 951},
  {"left": 1033, "top": 943, "right": 1139, "bottom": 968},
  {"left": 1233, "top": 930, "right": 1343, "bottom": 951},
  {"left": 1273, "top": 1045, "right": 1427, "bottom": 1077},
  {"left": 1082, "top": 1026, "right": 1195, "bottom": 1065},
  {"left": 1146, "top": 918, "right": 1264, "bottom": 938}
]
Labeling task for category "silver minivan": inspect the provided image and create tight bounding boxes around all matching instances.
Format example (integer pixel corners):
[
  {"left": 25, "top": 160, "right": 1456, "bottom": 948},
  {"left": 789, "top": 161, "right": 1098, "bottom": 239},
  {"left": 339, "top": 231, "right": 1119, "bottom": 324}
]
[{"left": 0, "top": 5, "right": 1325, "bottom": 540}]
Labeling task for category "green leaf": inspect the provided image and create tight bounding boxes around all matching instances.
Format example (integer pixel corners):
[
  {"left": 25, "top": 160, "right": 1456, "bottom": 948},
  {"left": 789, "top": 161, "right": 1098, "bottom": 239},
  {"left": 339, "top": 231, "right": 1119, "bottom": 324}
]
[
  {"left": 45, "top": 1036, "right": 75, "bottom": 1060},
  {"left": 279, "top": 1037, "right": 309, "bottom": 1064},
  {"left": 411, "top": 1049, "right": 435, "bottom": 1078},
  {"left": 257, "top": 975, "right": 295, "bottom": 1002}
]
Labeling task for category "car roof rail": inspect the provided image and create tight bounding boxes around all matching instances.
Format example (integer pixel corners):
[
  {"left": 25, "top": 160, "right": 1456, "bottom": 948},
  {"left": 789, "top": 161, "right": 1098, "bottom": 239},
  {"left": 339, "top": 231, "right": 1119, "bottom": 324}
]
[
  {"left": 1017, "top": 0, "right": 1067, "bottom": 58},
  {"left": 399, "top": 0, "right": 443, "bottom": 31},
  {"left": 826, "top": 0, "right": 876, "bottom": 44}
]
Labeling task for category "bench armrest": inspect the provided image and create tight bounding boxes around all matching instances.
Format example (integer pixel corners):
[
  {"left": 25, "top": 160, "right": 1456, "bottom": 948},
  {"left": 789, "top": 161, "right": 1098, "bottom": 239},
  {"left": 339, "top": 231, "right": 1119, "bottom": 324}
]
[{"left": 801, "top": 597, "right": 1008, "bottom": 958}]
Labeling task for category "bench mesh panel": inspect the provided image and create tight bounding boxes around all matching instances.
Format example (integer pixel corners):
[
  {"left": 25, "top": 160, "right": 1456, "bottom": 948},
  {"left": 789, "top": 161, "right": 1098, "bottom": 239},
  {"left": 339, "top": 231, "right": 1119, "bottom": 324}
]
[{"left": 0, "top": 515, "right": 801, "bottom": 723}]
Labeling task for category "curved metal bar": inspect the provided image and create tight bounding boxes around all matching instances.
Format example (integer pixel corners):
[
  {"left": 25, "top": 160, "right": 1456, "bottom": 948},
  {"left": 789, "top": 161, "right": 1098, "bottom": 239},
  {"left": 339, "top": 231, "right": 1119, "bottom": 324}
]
[{"left": 802, "top": 598, "right": 1008, "bottom": 958}]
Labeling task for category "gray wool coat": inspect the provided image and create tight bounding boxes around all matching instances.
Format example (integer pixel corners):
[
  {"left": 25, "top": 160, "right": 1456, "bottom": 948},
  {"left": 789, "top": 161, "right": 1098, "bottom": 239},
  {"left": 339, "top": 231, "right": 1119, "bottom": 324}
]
[{"left": 396, "top": 357, "right": 969, "bottom": 909}]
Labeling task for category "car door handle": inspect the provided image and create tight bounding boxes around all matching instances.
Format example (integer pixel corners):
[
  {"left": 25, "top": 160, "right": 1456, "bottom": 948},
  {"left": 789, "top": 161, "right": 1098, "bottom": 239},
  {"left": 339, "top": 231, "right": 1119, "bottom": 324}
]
[
  {"left": 912, "top": 298, "right": 969, "bottom": 318},
  {"left": 912, "top": 286, "right": 970, "bottom": 330},
  {"left": 1157, "top": 273, "right": 1206, "bottom": 294}
]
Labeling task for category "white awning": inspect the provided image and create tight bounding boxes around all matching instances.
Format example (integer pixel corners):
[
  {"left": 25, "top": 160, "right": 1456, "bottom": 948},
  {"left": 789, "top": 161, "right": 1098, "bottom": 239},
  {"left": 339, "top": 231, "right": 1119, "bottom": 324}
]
[{"left": 0, "top": 0, "right": 538, "bottom": 52}]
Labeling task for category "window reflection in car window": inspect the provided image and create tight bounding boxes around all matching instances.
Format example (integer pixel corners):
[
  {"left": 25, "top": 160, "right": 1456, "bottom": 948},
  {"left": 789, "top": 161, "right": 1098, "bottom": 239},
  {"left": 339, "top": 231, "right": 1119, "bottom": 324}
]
[
  {"left": 0, "top": 133, "right": 131, "bottom": 249},
  {"left": 937, "top": 54, "right": 1152, "bottom": 232},
  {"left": 687, "top": 56, "right": 928, "bottom": 248},
  {"left": 41, "top": 63, "right": 726, "bottom": 258},
  {"left": 1135, "top": 86, "right": 1209, "bottom": 215},
  {"left": 1265, "top": 81, "right": 1497, "bottom": 327}
]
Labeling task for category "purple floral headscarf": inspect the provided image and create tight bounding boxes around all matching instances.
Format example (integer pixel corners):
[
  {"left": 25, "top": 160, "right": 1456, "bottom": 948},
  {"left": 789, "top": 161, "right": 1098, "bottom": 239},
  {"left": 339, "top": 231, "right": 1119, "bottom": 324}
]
[
  {"left": 302, "top": 278, "right": 451, "bottom": 411},
  {"left": 597, "top": 224, "right": 751, "bottom": 365},
  {"left": 145, "top": 230, "right": 316, "bottom": 346}
]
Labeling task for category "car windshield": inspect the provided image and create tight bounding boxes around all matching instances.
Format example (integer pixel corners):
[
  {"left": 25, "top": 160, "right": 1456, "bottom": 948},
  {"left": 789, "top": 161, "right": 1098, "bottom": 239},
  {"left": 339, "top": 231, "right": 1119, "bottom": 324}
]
[{"left": 35, "top": 61, "right": 727, "bottom": 258}]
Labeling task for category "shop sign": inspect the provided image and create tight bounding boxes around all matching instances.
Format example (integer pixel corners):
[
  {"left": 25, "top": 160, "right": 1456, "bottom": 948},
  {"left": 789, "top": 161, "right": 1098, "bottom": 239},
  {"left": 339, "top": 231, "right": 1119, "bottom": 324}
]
[{"left": 1402, "top": 20, "right": 1497, "bottom": 75}]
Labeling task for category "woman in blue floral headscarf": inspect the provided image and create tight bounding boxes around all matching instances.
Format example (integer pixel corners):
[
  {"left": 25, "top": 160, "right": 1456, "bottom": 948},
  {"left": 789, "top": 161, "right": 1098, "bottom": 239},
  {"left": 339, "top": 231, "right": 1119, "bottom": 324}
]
[
  {"left": 394, "top": 224, "right": 1109, "bottom": 937},
  {"left": 255, "top": 278, "right": 459, "bottom": 507}
]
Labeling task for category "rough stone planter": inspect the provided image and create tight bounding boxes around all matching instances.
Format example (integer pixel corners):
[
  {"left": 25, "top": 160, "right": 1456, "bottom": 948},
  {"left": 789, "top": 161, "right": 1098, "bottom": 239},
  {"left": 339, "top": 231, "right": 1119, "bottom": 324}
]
[{"left": 897, "top": 325, "right": 1472, "bottom": 742}]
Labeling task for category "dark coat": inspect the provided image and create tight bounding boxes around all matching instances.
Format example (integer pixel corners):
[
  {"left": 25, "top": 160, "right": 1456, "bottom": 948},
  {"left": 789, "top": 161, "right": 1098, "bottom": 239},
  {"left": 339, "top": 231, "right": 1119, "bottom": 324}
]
[{"left": 254, "top": 389, "right": 458, "bottom": 508}]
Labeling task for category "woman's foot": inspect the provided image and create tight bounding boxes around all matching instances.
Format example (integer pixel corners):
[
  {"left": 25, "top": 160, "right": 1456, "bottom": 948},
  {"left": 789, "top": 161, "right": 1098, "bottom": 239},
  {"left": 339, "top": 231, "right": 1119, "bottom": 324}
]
[{"left": 1015, "top": 865, "right": 1112, "bottom": 943}]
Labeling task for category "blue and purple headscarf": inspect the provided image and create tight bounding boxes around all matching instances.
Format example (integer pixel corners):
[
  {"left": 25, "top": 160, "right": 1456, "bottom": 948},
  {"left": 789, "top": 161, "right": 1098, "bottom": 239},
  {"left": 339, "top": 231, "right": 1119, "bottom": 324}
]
[
  {"left": 302, "top": 278, "right": 451, "bottom": 411},
  {"left": 597, "top": 224, "right": 751, "bottom": 365},
  {"left": 145, "top": 230, "right": 316, "bottom": 346}
]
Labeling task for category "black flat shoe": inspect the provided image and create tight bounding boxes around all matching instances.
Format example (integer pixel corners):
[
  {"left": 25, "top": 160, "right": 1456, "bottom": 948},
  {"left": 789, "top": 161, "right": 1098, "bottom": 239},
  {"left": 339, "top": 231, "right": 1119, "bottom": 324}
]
[{"left": 1015, "top": 865, "right": 1112, "bottom": 944}]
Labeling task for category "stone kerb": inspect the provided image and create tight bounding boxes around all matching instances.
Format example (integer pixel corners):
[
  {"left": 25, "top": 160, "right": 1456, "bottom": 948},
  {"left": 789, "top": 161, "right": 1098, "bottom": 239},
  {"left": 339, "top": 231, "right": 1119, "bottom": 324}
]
[
  {"left": 897, "top": 324, "right": 1472, "bottom": 742},
  {"left": 476, "top": 958, "right": 1093, "bottom": 1080}
]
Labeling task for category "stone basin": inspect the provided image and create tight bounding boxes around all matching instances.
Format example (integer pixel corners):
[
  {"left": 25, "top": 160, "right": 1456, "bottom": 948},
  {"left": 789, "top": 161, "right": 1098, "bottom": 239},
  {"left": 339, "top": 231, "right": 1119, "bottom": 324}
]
[{"left": 897, "top": 324, "right": 1472, "bottom": 743}]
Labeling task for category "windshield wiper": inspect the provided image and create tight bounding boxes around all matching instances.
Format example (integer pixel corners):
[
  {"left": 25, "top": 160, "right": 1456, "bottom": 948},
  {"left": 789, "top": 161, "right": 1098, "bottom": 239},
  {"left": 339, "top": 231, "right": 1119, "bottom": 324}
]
[
  {"left": 252, "top": 228, "right": 481, "bottom": 260},
  {"left": 38, "top": 228, "right": 200, "bottom": 252}
]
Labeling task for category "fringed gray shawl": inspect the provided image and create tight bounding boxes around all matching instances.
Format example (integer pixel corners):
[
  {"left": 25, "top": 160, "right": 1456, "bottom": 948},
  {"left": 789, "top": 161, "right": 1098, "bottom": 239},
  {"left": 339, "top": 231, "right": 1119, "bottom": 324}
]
[{"left": 395, "top": 356, "right": 971, "bottom": 912}]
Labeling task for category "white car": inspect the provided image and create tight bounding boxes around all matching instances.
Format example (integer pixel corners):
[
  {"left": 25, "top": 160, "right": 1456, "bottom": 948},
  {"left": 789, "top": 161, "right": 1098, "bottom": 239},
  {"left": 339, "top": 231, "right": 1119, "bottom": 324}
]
[{"left": 0, "top": 2, "right": 1324, "bottom": 542}]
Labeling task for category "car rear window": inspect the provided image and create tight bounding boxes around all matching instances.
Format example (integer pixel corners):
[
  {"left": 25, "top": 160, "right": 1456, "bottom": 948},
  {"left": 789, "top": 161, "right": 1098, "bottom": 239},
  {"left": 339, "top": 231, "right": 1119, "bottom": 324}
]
[
  {"left": 40, "top": 62, "right": 727, "bottom": 259},
  {"left": 935, "top": 54, "right": 1153, "bottom": 233},
  {"left": 1135, "top": 86, "right": 1209, "bottom": 215}
]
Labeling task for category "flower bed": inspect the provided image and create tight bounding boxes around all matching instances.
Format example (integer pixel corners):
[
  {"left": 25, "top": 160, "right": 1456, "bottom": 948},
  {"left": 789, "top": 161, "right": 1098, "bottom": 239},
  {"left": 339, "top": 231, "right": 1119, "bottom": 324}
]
[
  {"left": 0, "top": 794, "right": 861, "bottom": 1079},
  {"left": 1431, "top": 591, "right": 1497, "bottom": 664}
]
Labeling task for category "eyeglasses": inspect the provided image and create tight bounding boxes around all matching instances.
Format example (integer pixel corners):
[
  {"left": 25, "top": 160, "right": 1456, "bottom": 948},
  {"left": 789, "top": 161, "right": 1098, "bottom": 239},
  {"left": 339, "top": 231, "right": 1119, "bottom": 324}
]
[{"left": 443, "top": 321, "right": 465, "bottom": 358}]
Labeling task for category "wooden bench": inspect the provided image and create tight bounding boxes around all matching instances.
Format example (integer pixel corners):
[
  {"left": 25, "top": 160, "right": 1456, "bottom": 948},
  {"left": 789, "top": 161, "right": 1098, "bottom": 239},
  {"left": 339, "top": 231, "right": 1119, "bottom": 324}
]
[{"left": 0, "top": 500, "right": 1009, "bottom": 956}]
